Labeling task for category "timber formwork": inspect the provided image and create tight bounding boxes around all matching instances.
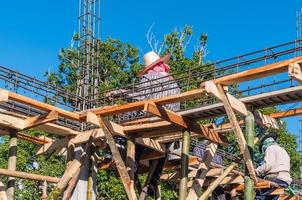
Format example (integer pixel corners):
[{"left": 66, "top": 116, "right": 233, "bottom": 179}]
[{"left": 0, "top": 41, "right": 301, "bottom": 199}]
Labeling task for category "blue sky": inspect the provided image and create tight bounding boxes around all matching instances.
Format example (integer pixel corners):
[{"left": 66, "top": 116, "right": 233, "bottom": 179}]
[{"left": 0, "top": 0, "right": 301, "bottom": 146}]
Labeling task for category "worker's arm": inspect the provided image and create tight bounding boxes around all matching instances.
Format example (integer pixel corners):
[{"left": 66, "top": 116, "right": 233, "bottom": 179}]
[{"left": 255, "top": 146, "right": 274, "bottom": 176}]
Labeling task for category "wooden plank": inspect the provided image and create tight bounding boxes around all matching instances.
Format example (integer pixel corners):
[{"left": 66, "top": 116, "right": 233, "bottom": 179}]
[
  {"left": 203, "top": 175, "right": 244, "bottom": 186},
  {"left": 140, "top": 151, "right": 165, "bottom": 162},
  {"left": 269, "top": 107, "right": 302, "bottom": 118},
  {"left": 187, "top": 143, "right": 218, "bottom": 200},
  {"left": 22, "top": 111, "right": 59, "bottom": 129},
  {"left": 135, "top": 138, "right": 165, "bottom": 153},
  {"left": 180, "top": 85, "right": 302, "bottom": 120},
  {"left": 254, "top": 111, "right": 281, "bottom": 129},
  {"left": 0, "top": 168, "right": 60, "bottom": 183},
  {"left": 123, "top": 121, "right": 174, "bottom": 133},
  {"left": 36, "top": 137, "right": 69, "bottom": 155},
  {"left": 205, "top": 81, "right": 248, "bottom": 116},
  {"left": 87, "top": 112, "right": 165, "bottom": 153},
  {"left": 204, "top": 56, "right": 302, "bottom": 85},
  {"left": 216, "top": 84, "right": 258, "bottom": 183},
  {"left": 144, "top": 102, "right": 225, "bottom": 145},
  {"left": 99, "top": 117, "right": 137, "bottom": 200},
  {"left": 80, "top": 88, "right": 206, "bottom": 117},
  {"left": 289, "top": 62, "right": 302, "bottom": 83},
  {"left": 70, "top": 129, "right": 105, "bottom": 145}
]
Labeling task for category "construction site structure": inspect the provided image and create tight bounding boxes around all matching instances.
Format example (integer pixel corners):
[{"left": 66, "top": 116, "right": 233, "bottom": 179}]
[{"left": 0, "top": 39, "right": 300, "bottom": 199}]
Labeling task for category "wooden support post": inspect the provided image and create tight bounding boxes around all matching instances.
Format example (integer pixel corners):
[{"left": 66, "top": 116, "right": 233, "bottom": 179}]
[
  {"left": 99, "top": 117, "right": 137, "bottom": 200},
  {"left": 48, "top": 131, "right": 96, "bottom": 200},
  {"left": 0, "top": 181, "right": 7, "bottom": 200},
  {"left": 126, "top": 137, "right": 136, "bottom": 193},
  {"left": 244, "top": 112, "right": 255, "bottom": 200},
  {"left": 62, "top": 167, "right": 81, "bottom": 200},
  {"left": 216, "top": 84, "right": 257, "bottom": 183},
  {"left": 198, "top": 163, "right": 237, "bottom": 200},
  {"left": 41, "top": 181, "right": 48, "bottom": 200},
  {"left": 187, "top": 143, "right": 218, "bottom": 200},
  {"left": 6, "top": 129, "right": 17, "bottom": 200},
  {"left": 179, "top": 131, "right": 190, "bottom": 200},
  {"left": 144, "top": 102, "right": 225, "bottom": 144},
  {"left": 139, "top": 160, "right": 158, "bottom": 200}
]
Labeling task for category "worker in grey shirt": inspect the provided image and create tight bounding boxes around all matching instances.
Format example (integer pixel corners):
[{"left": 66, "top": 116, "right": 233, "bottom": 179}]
[{"left": 255, "top": 133, "right": 292, "bottom": 200}]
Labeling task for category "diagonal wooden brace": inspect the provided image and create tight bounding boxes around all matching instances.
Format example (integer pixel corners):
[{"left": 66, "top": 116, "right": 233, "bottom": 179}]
[
  {"left": 143, "top": 102, "right": 225, "bottom": 145},
  {"left": 98, "top": 117, "right": 137, "bottom": 200},
  {"left": 205, "top": 81, "right": 248, "bottom": 116},
  {"left": 216, "top": 84, "right": 257, "bottom": 183},
  {"left": 22, "top": 111, "right": 59, "bottom": 130}
]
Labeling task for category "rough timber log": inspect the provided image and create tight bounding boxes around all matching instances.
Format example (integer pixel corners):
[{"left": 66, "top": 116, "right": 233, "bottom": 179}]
[{"left": 0, "top": 168, "right": 60, "bottom": 183}]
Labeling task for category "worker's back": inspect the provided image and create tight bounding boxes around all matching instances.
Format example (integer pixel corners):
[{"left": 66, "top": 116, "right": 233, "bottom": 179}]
[{"left": 265, "top": 144, "right": 292, "bottom": 184}]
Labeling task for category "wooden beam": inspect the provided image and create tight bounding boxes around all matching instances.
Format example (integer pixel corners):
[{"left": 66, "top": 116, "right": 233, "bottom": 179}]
[
  {"left": 204, "top": 56, "right": 302, "bottom": 85},
  {"left": 22, "top": 111, "right": 59, "bottom": 129},
  {"left": 144, "top": 102, "right": 225, "bottom": 145},
  {"left": 0, "top": 168, "right": 60, "bottom": 183},
  {"left": 87, "top": 112, "right": 165, "bottom": 153},
  {"left": 187, "top": 143, "right": 218, "bottom": 200},
  {"left": 203, "top": 175, "right": 244, "bottom": 186},
  {"left": 80, "top": 88, "right": 206, "bottom": 117},
  {"left": 269, "top": 107, "right": 302, "bottom": 118},
  {"left": 254, "top": 111, "right": 281, "bottom": 129},
  {"left": 289, "top": 62, "right": 302, "bottom": 83},
  {"left": 36, "top": 137, "right": 69, "bottom": 155},
  {"left": 199, "top": 163, "right": 237, "bottom": 200},
  {"left": 99, "top": 117, "right": 137, "bottom": 200},
  {"left": 216, "top": 84, "right": 257, "bottom": 183},
  {"left": 205, "top": 81, "right": 248, "bottom": 116},
  {"left": 1, "top": 89, "right": 81, "bottom": 120},
  {"left": 140, "top": 151, "right": 165, "bottom": 162},
  {"left": 123, "top": 121, "right": 174, "bottom": 133}
]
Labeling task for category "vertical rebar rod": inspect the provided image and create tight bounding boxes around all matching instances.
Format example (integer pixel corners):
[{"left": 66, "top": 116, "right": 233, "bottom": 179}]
[
  {"left": 179, "top": 131, "right": 190, "bottom": 200},
  {"left": 244, "top": 111, "right": 255, "bottom": 200}
]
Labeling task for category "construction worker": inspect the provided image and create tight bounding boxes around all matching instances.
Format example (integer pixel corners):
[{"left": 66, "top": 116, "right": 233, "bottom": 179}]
[
  {"left": 107, "top": 51, "right": 181, "bottom": 198},
  {"left": 255, "top": 133, "right": 292, "bottom": 200}
]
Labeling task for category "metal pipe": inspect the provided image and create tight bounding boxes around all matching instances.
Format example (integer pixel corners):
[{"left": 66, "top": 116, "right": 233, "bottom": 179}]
[
  {"left": 179, "top": 131, "right": 190, "bottom": 200},
  {"left": 244, "top": 111, "right": 255, "bottom": 200}
]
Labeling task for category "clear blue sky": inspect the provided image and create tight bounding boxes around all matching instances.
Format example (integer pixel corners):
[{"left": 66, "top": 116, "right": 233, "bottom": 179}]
[{"left": 0, "top": 0, "right": 301, "bottom": 145}]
